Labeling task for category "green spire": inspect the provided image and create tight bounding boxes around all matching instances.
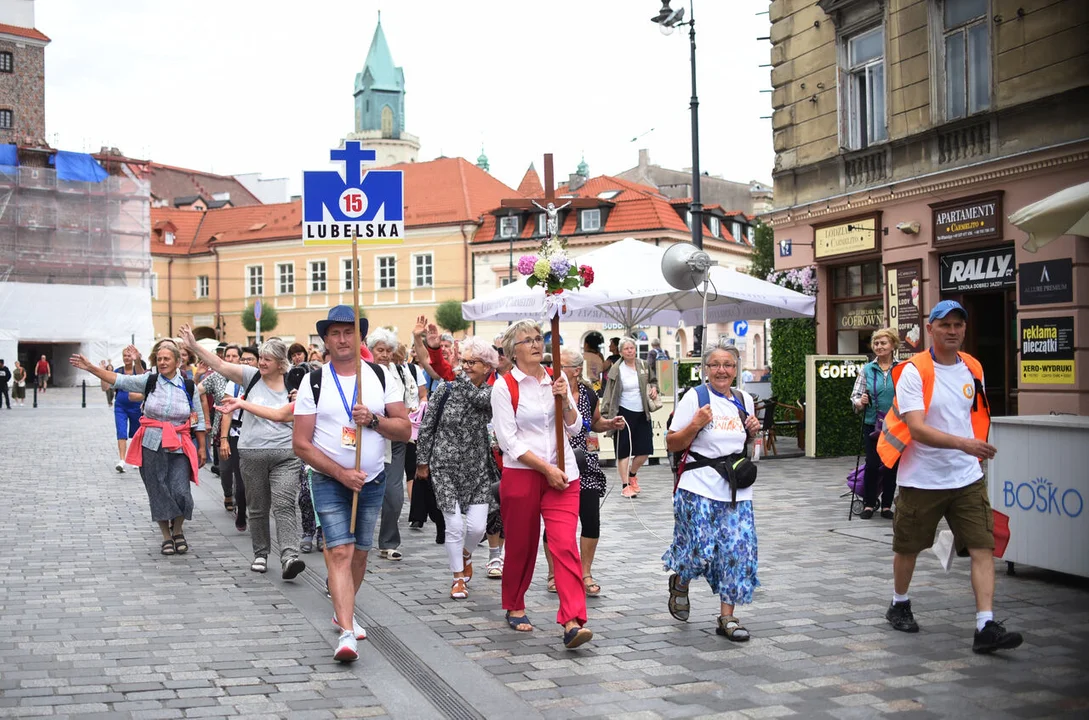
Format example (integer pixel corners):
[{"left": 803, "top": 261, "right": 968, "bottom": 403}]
[
  {"left": 476, "top": 146, "right": 490, "bottom": 173},
  {"left": 576, "top": 154, "right": 589, "bottom": 177},
  {"left": 362, "top": 12, "right": 400, "bottom": 91}
]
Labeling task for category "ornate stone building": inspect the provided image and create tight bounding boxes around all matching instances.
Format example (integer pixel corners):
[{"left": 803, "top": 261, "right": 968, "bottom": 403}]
[{"left": 0, "top": 0, "right": 49, "bottom": 146}]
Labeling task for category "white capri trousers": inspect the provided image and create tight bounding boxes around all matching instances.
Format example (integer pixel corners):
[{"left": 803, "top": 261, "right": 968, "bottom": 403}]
[{"left": 443, "top": 503, "right": 489, "bottom": 573}]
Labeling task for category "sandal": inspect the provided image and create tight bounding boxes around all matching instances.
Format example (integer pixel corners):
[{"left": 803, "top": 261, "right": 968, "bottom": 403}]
[
  {"left": 223, "top": 497, "right": 234, "bottom": 513},
  {"left": 563, "top": 625, "right": 593, "bottom": 649},
  {"left": 486, "top": 557, "right": 503, "bottom": 579},
  {"left": 171, "top": 534, "right": 188, "bottom": 554},
  {"left": 716, "top": 615, "right": 751, "bottom": 642},
  {"left": 583, "top": 576, "right": 601, "bottom": 597},
  {"left": 380, "top": 548, "right": 403, "bottom": 561},
  {"left": 315, "top": 533, "right": 325, "bottom": 551},
  {"left": 463, "top": 551, "right": 473, "bottom": 583},
  {"left": 160, "top": 539, "right": 176, "bottom": 555},
  {"left": 505, "top": 611, "right": 533, "bottom": 632},
  {"left": 547, "top": 574, "right": 557, "bottom": 593},
  {"left": 667, "top": 574, "right": 690, "bottom": 621},
  {"left": 250, "top": 556, "right": 268, "bottom": 573},
  {"left": 450, "top": 577, "right": 468, "bottom": 599}
]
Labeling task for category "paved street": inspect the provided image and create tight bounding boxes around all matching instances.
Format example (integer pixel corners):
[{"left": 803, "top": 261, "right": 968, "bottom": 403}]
[{"left": 1, "top": 398, "right": 1087, "bottom": 719}]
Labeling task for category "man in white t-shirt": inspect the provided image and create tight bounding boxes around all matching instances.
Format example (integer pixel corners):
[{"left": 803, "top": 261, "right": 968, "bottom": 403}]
[
  {"left": 293, "top": 306, "right": 410, "bottom": 663},
  {"left": 879, "top": 300, "right": 1021, "bottom": 655}
]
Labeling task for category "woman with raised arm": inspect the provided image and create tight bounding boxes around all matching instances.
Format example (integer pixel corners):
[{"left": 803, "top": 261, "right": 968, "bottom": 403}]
[
  {"left": 71, "top": 340, "right": 206, "bottom": 556},
  {"left": 180, "top": 325, "right": 305, "bottom": 581},
  {"left": 492, "top": 319, "right": 592, "bottom": 649}
]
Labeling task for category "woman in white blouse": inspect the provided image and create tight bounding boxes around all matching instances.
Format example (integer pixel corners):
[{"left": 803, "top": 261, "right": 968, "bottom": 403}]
[
  {"left": 491, "top": 319, "right": 593, "bottom": 649},
  {"left": 601, "top": 337, "right": 659, "bottom": 497}
]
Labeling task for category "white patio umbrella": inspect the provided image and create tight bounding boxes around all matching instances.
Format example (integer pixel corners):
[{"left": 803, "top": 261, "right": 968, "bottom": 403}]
[
  {"left": 462, "top": 238, "right": 815, "bottom": 329},
  {"left": 1010, "top": 180, "right": 1089, "bottom": 252}
]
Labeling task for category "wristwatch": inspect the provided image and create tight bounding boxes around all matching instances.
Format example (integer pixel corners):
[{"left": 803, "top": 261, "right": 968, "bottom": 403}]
[{"left": 367, "top": 415, "right": 380, "bottom": 431}]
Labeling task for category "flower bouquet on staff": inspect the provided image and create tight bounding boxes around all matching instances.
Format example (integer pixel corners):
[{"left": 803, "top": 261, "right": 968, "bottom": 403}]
[{"left": 517, "top": 239, "right": 594, "bottom": 296}]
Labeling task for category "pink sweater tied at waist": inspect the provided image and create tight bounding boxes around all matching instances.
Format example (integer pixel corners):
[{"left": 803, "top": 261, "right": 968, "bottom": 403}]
[{"left": 125, "top": 416, "right": 200, "bottom": 485}]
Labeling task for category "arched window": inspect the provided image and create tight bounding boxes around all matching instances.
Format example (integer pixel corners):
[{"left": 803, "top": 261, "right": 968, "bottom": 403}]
[
  {"left": 752, "top": 333, "right": 762, "bottom": 368},
  {"left": 381, "top": 106, "right": 394, "bottom": 138}
]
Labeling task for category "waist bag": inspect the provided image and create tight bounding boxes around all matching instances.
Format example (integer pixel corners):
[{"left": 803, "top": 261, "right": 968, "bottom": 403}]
[{"left": 682, "top": 450, "right": 758, "bottom": 506}]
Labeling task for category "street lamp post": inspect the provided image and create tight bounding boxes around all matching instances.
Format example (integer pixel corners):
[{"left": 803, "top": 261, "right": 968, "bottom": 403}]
[{"left": 652, "top": 0, "right": 704, "bottom": 353}]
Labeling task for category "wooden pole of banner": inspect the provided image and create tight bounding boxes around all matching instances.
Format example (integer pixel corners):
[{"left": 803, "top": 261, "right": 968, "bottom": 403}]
[
  {"left": 550, "top": 314, "right": 565, "bottom": 473},
  {"left": 349, "top": 230, "right": 363, "bottom": 533}
]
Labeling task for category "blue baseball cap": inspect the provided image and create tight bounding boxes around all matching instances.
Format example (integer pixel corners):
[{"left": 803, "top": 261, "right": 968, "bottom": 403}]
[{"left": 928, "top": 300, "right": 968, "bottom": 323}]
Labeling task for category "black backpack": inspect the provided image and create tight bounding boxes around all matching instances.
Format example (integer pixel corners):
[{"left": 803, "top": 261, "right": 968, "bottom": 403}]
[
  {"left": 308, "top": 362, "right": 386, "bottom": 405},
  {"left": 142, "top": 373, "right": 196, "bottom": 409},
  {"left": 228, "top": 372, "right": 264, "bottom": 431}
]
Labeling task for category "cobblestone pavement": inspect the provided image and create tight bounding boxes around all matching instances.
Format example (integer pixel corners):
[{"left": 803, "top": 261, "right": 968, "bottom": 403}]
[{"left": 2, "top": 400, "right": 1087, "bottom": 719}]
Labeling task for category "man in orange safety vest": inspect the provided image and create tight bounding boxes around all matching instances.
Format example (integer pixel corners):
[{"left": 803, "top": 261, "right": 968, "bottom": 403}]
[{"left": 876, "top": 300, "right": 1022, "bottom": 655}]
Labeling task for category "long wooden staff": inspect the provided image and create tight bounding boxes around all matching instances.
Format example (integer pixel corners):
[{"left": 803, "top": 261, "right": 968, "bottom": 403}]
[
  {"left": 350, "top": 229, "right": 363, "bottom": 533},
  {"left": 551, "top": 315, "right": 564, "bottom": 472}
]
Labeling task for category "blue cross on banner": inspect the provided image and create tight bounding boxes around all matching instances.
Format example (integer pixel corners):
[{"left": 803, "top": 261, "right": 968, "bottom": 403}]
[
  {"left": 733, "top": 320, "right": 749, "bottom": 337},
  {"left": 302, "top": 141, "right": 405, "bottom": 245}
]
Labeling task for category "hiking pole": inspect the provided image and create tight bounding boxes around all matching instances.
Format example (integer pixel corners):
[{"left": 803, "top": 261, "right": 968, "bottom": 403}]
[
  {"left": 350, "top": 229, "right": 363, "bottom": 534},
  {"left": 849, "top": 413, "right": 865, "bottom": 521}
]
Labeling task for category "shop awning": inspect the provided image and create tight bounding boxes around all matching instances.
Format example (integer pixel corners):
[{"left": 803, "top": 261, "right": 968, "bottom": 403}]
[{"left": 1009, "top": 181, "right": 1089, "bottom": 252}]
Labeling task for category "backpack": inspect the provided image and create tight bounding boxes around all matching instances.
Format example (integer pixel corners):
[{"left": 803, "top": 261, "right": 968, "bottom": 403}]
[
  {"left": 308, "top": 362, "right": 386, "bottom": 406},
  {"left": 501, "top": 366, "right": 553, "bottom": 414},
  {"left": 143, "top": 373, "right": 196, "bottom": 410},
  {"left": 669, "top": 384, "right": 753, "bottom": 497},
  {"left": 228, "top": 371, "right": 264, "bottom": 431}
]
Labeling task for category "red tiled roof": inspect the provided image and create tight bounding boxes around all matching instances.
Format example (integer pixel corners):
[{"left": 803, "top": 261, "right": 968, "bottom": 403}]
[
  {"left": 475, "top": 174, "right": 690, "bottom": 242},
  {"left": 200, "top": 202, "right": 302, "bottom": 249},
  {"left": 0, "top": 23, "right": 49, "bottom": 42},
  {"left": 150, "top": 208, "right": 208, "bottom": 256},
  {"left": 516, "top": 164, "right": 544, "bottom": 197},
  {"left": 385, "top": 156, "right": 518, "bottom": 227},
  {"left": 147, "top": 162, "right": 263, "bottom": 207}
]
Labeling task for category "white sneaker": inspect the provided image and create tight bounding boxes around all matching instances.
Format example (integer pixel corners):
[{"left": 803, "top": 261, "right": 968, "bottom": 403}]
[
  {"left": 115, "top": 461, "right": 126, "bottom": 473},
  {"left": 332, "top": 615, "right": 367, "bottom": 640},
  {"left": 334, "top": 629, "right": 358, "bottom": 662}
]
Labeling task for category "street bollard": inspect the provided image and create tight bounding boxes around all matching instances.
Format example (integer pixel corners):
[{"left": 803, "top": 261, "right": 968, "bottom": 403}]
[
  {"left": 82, "top": 380, "right": 86, "bottom": 408},
  {"left": 32, "top": 383, "right": 37, "bottom": 408}
]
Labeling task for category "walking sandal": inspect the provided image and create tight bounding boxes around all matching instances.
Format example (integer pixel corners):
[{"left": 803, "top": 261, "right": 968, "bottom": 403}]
[
  {"left": 667, "top": 574, "right": 689, "bottom": 621},
  {"left": 547, "top": 574, "right": 557, "bottom": 593},
  {"left": 716, "top": 615, "right": 750, "bottom": 642},
  {"left": 583, "top": 576, "right": 601, "bottom": 597},
  {"left": 505, "top": 611, "right": 533, "bottom": 632},
  {"left": 171, "top": 534, "right": 188, "bottom": 554},
  {"left": 160, "top": 539, "right": 176, "bottom": 556}
]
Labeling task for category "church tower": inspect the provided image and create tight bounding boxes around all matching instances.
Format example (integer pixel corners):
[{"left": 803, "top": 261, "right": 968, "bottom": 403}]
[{"left": 344, "top": 12, "right": 419, "bottom": 167}]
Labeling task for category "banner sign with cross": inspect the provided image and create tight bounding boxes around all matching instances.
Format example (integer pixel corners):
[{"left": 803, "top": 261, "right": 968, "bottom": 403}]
[{"left": 302, "top": 141, "right": 405, "bottom": 246}]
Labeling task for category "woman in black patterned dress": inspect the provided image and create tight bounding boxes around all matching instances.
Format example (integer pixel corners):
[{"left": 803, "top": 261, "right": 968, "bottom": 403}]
[{"left": 543, "top": 348, "right": 625, "bottom": 597}]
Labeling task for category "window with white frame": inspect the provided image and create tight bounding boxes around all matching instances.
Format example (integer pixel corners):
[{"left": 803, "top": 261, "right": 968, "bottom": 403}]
[
  {"left": 342, "top": 258, "right": 354, "bottom": 291},
  {"left": 499, "top": 216, "right": 519, "bottom": 239},
  {"left": 414, "top": 253, "right": 433, "bottom": 288},
  {"left": 709, "top": 217, "right": 720, "bottom": 238},
  {"left": 941, "top": 0, "right": 990, "bottom": 119},
  {"left": 196, "top": 275, "right": 209, "bottom": 298},
  {"left": 377, "top": 255, "right": 396, "bottom": 289},
  {"left": 842, "top": 25, "right": 887, "bottom": 150},
  {"left": 537, "top": 213, "right": 547, "bottom": 236},
  {"left": 150, "top": 273, "right": 158, "bottom": 298},
  {"left": 746, "top": 225, "right": 755, "bottom": 243},
  {"left": 500, "top": 275, "right": 516, "bottom": 287},
  {"left": 685, "top": 211, "right": 693, "bottom": 229},
  {"left": 276, "top": 263, "right": 293, "bottom": 294},
  {"left": 580, "top": 209, "right": 601, "bottom": 232},
  {"left": 309, "top": 260, "right": 327, "bottom": 292},
  {"left": 732, "top": 221, "right": 743, "bottom": 241},
  {"left": 247, "top": 266, "right": 264, "bottom": 297}
]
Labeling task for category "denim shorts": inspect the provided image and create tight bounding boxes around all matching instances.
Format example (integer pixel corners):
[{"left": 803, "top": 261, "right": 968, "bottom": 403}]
[{"left": 311, "top": 470, "right": 386, "bottom": 551}]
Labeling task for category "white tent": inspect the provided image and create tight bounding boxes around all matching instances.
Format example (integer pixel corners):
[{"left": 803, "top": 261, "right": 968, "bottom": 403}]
[
  {"left": 1010, "top": 180, "right": 1089, "bottom": 252},
  {"left": 462, "top": 238, "right": 815, "bottom": 329}
]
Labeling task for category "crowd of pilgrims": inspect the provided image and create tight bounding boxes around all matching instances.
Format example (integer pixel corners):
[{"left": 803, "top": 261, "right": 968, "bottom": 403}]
[{"left": 70, "top": 313, "right": 762, "bottom": 656}]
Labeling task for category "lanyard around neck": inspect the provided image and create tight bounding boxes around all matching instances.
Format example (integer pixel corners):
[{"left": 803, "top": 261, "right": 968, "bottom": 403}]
[{"left": 330, "top": 370, "right": 359, "bottom": 424}]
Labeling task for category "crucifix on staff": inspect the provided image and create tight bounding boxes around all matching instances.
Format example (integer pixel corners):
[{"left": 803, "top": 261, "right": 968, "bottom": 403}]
[{"left": 500, "top": 153, "right": 598, "bottom": 471}]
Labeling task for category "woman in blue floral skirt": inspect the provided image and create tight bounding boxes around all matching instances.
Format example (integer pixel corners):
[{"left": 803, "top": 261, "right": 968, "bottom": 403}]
[{"left": 663, "top": 345, "right": 762, "bottom": 641}]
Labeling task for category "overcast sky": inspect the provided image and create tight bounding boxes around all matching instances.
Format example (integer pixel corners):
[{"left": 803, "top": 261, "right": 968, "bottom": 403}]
[{"left": 40, "top": 0, "right": 774, "bottom": 196}]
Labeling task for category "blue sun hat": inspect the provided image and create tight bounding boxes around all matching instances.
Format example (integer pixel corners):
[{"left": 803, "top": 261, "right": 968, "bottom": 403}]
[{"left": 316, "top": 304, "right": 368, "bottom": 338}]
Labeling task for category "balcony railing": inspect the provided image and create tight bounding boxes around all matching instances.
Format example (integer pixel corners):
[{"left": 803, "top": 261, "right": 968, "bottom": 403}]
[
  {"left": 937, "top": 120, "right": 991, "bottom": 165},
  {"left": 844, "top": 147, "right": 889, "bottom": 188}
]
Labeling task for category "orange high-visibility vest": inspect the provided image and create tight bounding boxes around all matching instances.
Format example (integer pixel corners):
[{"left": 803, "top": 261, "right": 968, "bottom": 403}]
[{"left": 877, "top": 350, "right": 990, "bottom": 469}]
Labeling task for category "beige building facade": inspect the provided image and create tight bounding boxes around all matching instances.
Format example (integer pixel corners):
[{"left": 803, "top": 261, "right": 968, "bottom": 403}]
[{"left": 768, "top": 0, "right": 1089, "bottom": 415}]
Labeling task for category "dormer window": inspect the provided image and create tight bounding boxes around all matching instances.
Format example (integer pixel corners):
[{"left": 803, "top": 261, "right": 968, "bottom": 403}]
[
  {"left": 597, "top": 190, "right": 621, "bottom": 200},
  {"left": 499, "top": 216, "right": 519, "bottom": 239},
  {"left": 164, "top": 232, "right": 175, "bottom": 245},
  {"left": 580, "top": 209, "right": 601, "bottom": 232},
  {"left": 731, "top": 221, "right": 742, "bottom": 241},
  {"left": 537, "top": 214, "right": 547, "bottom": 236},
  {"left": 709, "top": 217, "right": 720, "bottom": 238}
]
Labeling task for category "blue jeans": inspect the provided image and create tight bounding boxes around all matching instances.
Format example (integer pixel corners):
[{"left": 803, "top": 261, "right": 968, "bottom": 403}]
[{"left": 311, "top": 470, "right": 386, "bottom": 551}]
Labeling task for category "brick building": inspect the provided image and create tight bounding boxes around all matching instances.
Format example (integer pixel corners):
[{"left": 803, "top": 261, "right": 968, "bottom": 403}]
[
  {"left": 766, "top": 0, "right": 1089, "bottom": 415},
  {"left": 0, "top": 0, "right": 48, "bottom": 146}
]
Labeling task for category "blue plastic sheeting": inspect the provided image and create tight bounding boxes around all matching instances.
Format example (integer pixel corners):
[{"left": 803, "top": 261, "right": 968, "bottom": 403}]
[
  {"left": 53, "top": 151, "right": 108, "bottom": 182},
  {"left": 0, "top": 143, "right": 16, "bottom": 167}
]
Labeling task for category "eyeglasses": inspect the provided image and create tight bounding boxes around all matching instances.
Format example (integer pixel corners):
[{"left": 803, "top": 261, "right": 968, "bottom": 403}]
[
  {"left": 513, "top": 335, "right": 545, "bottom": 347},
  {"left": 561, "top": 363, "right": 582, "bottom": 369},
  {"left": 461, "top": 358, "right": 485, "bottom": 368},
  {"left": 706, "top": 363, "right": 737, "bottom": 371}
]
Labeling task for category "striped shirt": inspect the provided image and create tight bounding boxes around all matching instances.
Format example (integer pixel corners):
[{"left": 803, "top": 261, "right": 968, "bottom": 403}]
[{"left": 114, "top": 373, "right": 205, "bottom": 453}]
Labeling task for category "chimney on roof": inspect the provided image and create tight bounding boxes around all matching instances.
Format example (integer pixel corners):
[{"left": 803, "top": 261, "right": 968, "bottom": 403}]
[
  {"left": 638, "top": 148, "right": 650, "bottom": 169},
  {"left": 568, "top": 173, "right": 586, "bottom": 192}
]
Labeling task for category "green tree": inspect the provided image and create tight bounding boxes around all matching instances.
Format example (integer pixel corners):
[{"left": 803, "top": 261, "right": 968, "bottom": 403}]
[
  {"left": 749, "top": 220, "right": 775, "bottom": 281},
  {"left": 241, "top": 301, "right": 279, "bottom": 333},
  {"left": 435, "top": 300, "right": 470, "bottom": 333}
]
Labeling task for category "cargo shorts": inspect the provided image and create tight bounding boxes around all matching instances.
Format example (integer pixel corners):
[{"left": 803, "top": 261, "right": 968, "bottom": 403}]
[{"left": 892, "top": 477, "right": 995, "bottom": 555}]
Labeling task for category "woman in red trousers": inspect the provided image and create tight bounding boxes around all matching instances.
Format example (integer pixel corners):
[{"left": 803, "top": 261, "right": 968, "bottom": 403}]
[{"left": 491, "top": 319, "right": 592, "bottom": 649}]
